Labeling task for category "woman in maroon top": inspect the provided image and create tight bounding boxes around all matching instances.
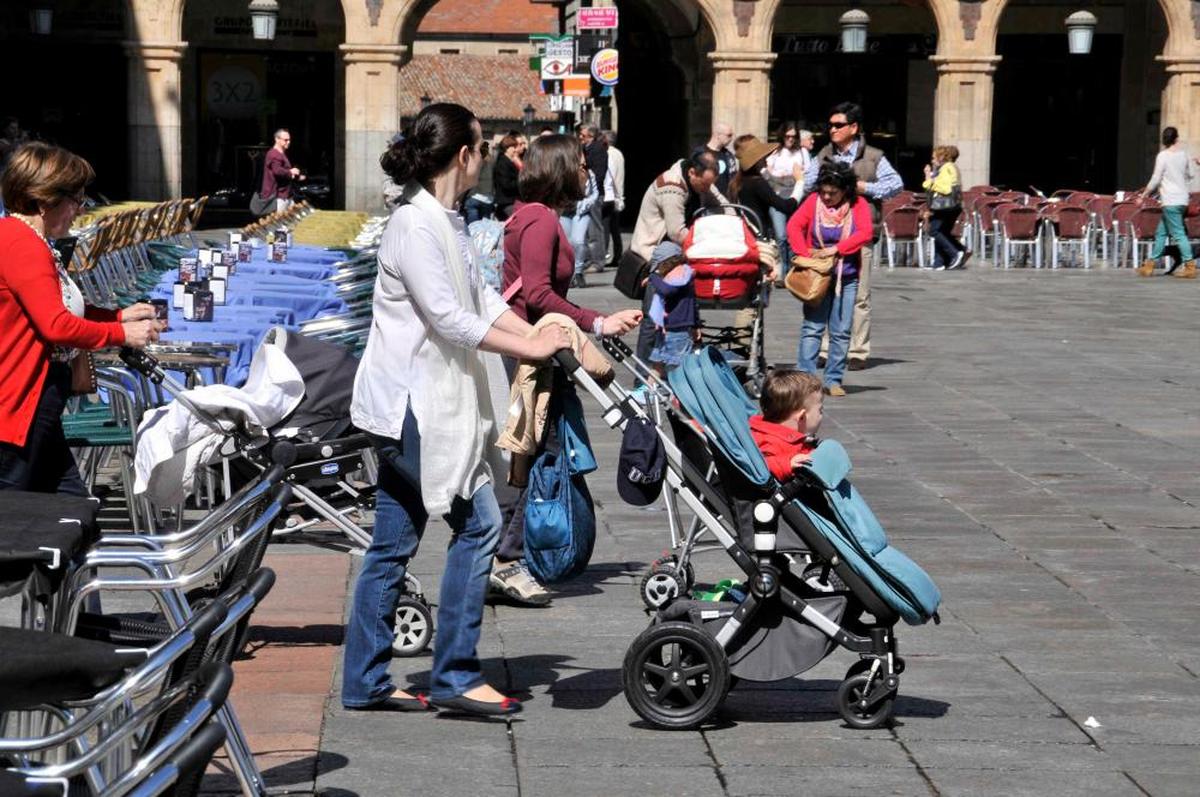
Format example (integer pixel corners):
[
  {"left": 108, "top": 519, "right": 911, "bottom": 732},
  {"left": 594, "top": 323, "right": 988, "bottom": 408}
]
[
  {"left": 491, "top": 134, "right": 641, "bottom": 605},
  {"left": 0, "top": 143, "right": 162, "bottom": 494}
]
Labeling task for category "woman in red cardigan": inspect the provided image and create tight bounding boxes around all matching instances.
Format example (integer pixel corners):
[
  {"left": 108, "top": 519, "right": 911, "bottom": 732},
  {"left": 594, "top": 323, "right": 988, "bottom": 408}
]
[
  {"left": 0, "top": 143, "right": 162, "bottom": 495},
  {"left": 786, "top": 162, "right": 874, "bottom": 397}
]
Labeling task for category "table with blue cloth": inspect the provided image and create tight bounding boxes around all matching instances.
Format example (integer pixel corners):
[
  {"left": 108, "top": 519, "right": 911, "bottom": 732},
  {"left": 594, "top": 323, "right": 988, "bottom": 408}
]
[{"left": 146, "top": 242, "right": 353, "bottom": 385}]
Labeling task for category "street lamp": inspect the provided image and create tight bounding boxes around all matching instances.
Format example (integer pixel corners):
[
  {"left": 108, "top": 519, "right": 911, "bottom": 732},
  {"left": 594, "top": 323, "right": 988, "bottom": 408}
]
[
  {"left": 29, "top": 8, "right": 53, "bottom": 36},
  {"left": 249, "top": 0, "right": 279, "bottom": 41},
  {"left": 420, "top": 95, "right": 433, "bottom": 109},
  {"left": 839, "top": 9, "right": 870, "bottom": 54},
  {"left": 1065, "top": 10, "right": 1097, "bottom": 55},
  {"left": 523, "top": 104, "right": 536, "bottom": 128}
]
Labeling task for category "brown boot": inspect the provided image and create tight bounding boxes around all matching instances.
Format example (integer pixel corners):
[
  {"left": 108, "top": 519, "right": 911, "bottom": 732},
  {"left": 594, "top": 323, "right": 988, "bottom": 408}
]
[
  {"left": 1172, "top": 260, "right": 1197, "bottom": 279},
  {"left": 1136, "top": 259, "right": 1156, "bottom": 277}
]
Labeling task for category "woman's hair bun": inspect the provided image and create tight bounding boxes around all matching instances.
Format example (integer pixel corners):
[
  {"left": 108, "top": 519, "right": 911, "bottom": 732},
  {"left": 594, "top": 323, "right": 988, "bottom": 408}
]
[{"left": 380, "top": 103, "right": 478, "bottom": 187}]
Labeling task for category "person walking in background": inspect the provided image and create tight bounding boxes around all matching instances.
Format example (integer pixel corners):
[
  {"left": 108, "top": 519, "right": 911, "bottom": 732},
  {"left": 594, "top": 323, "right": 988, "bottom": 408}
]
[
  {"left": 602, "top": 130, "right": 625, "bottom": 268},
  {"left": 692, "top": 123, "right": 737, "bottom": 197},
  {"left": 766, "top": 122, "right": 809, "bottom": 271},
  {"left": 789, "top": 162, "right": 873, "bottom": 397},
  {"left": 922, "top": 145, "right": 968, "bottom": 271},
  {"left": 262, "top": 128, "right": 304, "bottom": 212},
  {"left": 579, "top": 125, "right": 608, "bottom": 274},
  {"left": 463, "top": 140, "right": 495, "bottom": 224},
  {"left": 561, "top": 163, "right": 599, "bottom": 288},
  {"left": 492, "top": 131, "right": 524, "bottom": 220},
  {"left": 804, "top": 102, "right": 903, "bottom": 371},
  {"left": 1138, "top": 126, "right": 1196, "bottom": 279}
]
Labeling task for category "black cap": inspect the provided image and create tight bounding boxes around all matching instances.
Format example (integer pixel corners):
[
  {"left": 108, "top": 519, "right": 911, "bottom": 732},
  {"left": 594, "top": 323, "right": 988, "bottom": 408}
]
[{"left": 617, "top": 417, "right": 666, "bottom": 506}]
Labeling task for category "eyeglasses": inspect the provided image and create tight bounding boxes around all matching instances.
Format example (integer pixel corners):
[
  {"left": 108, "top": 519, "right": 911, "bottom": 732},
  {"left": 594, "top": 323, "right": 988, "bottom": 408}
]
[
  {"left": 784, "top": 133, "right": 797, "bottom": 139},
  {"left": 827, "top": 121, "right": 852, "bottom": 130}
]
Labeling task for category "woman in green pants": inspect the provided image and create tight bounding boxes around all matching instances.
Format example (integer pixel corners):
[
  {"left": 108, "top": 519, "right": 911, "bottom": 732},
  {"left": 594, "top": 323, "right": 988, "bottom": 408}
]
[{"left": 1138, "top": 126, "right": 1197, "bottom": 279}]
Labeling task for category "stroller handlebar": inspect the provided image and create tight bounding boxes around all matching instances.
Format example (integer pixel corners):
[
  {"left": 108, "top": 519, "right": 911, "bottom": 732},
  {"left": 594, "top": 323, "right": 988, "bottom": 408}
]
[
  {"left": 553, "top": 348, "right": 582, "bottom": 373},
  {"left": 119, "top": 346, "right": 165, "bottom": 384}
]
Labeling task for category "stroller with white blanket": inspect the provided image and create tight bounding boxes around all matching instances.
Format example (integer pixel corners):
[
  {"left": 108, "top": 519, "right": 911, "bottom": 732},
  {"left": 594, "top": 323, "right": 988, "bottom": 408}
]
[{"left": 127, "top": 329, "right": 434, "bottom": 657}]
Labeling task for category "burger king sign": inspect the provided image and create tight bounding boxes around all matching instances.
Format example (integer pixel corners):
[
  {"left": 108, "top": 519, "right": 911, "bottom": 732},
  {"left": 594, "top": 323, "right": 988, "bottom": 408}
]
[{"left": 591, "top": 48, "right": 619, "bottom": 87}]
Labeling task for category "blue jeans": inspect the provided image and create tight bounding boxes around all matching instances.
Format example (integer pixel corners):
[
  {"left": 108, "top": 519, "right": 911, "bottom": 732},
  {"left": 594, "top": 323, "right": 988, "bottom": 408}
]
[
  {"left": 342, "top": 408, "right": 502, "bottom": 706},
  {"left": 463, "top": 196, "right": 494, "bottom": 226},
  {"left": 798, "top": 280, "right": 859, "bottom": 387},
  {"left": 560, "top": 213, "right": 591, "bottom": 275},
  {"left": 1150, "top": 205, "right": 1193, "bottom": 262}
]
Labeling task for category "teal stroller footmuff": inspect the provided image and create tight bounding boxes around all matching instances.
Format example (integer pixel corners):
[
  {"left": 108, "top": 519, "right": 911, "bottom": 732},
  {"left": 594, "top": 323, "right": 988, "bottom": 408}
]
[{"left": 798, "top": 440, "right": 941, "bottom": 625}]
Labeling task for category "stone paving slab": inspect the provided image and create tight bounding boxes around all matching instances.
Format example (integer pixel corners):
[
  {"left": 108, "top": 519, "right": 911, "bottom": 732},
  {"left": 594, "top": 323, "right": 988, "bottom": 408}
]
[{"left": 270, "top": 265, "right": 1194, "bottom": 795}]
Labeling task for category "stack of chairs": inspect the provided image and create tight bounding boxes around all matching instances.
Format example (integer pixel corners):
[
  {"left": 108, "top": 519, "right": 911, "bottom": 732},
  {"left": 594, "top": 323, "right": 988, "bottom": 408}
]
[
  {"left": 240, "top": 201, "right": 314, "bottom": 241},
  {"left": 0, "top": 461, "right": 289, "bottom": 796}
]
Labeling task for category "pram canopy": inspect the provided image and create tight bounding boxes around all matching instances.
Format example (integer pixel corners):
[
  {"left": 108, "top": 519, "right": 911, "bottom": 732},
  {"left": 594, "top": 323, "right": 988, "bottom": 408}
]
[
  {"left": 667, "top": 347, "right": 941, "bottom": 625},
  {"left": 683, "top": 210, "right": 763, "bottom": 303}
]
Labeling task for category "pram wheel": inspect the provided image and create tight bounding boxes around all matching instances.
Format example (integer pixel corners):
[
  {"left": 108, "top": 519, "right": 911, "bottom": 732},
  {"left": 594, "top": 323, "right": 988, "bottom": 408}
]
[
  {"left": 640, "top": 555, "right": 694, "bottom": 610},
  {"left": 836, "top": 660, "right": 896, "bottom": 730},
  {"left": 623, "top": 621, "right": 730, "bottom": 730},
  {"left": 392, "top": 596, "right": 433, "bottom": 657}
]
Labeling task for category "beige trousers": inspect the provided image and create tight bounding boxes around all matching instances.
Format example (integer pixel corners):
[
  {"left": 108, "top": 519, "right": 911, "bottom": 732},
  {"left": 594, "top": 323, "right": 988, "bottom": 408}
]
[{"left": 820, "top": 243, "right": 872, "bottom": 361}]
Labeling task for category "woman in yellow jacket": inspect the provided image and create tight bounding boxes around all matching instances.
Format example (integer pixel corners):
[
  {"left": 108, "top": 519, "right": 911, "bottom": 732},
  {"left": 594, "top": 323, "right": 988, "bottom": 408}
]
[{"left": 922, "top": 145, "right": 969, "bottom": 270}]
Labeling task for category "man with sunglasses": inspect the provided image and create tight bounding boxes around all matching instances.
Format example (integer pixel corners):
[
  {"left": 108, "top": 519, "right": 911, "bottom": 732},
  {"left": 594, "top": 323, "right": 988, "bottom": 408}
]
[{"left": 803, "top": 102, "right": 902, "bottom": 371}]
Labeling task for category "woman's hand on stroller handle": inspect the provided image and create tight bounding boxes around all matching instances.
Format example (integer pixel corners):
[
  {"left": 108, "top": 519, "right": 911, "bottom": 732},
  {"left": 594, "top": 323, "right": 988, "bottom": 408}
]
[
  {"left": 601, "top": 309, "right": 642, "bottom": 337},
  {"left": 528, "top": 324, "right": 572, "bottom": 360}
]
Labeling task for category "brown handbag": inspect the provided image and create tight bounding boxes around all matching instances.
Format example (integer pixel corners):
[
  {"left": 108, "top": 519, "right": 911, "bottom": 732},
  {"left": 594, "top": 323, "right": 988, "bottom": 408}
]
[
  {"left": 785, "top": 254, "right": 837, "bottom": 305},
  {"left": 69, "top": 351, "right": 97, "bottom": 395}
]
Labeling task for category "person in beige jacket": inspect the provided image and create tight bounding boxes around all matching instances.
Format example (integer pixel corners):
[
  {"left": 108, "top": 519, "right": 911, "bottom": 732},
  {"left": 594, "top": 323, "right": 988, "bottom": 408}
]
[{"left": 629, "top": 151, "right": 726, "bottom": 362}]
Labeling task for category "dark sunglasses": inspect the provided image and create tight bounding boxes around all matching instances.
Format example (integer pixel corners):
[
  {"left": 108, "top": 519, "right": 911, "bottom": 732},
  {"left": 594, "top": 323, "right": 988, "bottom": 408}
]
[{"left": 827, "top": 121, "right": 852, "bottom": 130}]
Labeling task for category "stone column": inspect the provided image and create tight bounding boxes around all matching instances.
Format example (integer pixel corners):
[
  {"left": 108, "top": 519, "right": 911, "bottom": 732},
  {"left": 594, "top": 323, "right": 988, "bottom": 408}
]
[
  {"left": 930, "top": 55, "right": 1001, "bottom": 190},
  {"left": 1158, "top": 57, "right": 1200, "bottom": 158},
  {"left": 708, "top": 51, "right": 776, "bottom": 139},
  {"left": 125, "top": 41, "right": 186, "bottom": 200},
  {"left": 341, "top": 43, "right": 406, "bottom": 212}
]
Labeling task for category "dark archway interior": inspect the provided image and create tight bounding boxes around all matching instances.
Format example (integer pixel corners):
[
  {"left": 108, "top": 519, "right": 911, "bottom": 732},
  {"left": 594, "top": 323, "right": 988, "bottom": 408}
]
[
  {"left": 0, "top": 2, "right": 129, "bottom": 199},
  {"left": 991, "top": 34, "right": 1123, "bottom": 192},
  {"left": 615, "top": 0, "right": 691, "bottom": 223}
]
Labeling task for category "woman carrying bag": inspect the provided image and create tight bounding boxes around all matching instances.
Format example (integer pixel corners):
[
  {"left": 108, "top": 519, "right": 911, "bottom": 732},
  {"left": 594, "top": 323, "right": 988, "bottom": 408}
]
[
  {"left": 344, "top": 104, "right": 571, "bottom": 716},
  {"left": 922, "top": 145, "right": 968, "bottom": 271},
  {"left": 786, "top": 162, "right": 873, "bottom": 397},
  {"left": 490, "top": 134, "right": 641, "bottom": 606}
]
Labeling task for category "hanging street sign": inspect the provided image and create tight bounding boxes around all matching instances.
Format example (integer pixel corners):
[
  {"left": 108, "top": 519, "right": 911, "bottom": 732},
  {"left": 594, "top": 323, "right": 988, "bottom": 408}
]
[
  {"left": 540, "top": 36, "right": 575, "bottom": 80},
  {"left": 578, "top": 8, "right": 619, "bottom": 30},
  {"left": 590, "top": 47, "right": 619, "bottom": 86}
]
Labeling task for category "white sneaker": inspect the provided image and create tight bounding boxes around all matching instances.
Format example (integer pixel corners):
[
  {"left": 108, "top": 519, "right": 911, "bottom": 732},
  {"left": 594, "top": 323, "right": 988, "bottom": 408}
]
[
  {"left": 948, "top": 252, "right": 967, "bottom": 270},
  {"left": 489, "top": 558, "right": 551, "bottom": 606}
]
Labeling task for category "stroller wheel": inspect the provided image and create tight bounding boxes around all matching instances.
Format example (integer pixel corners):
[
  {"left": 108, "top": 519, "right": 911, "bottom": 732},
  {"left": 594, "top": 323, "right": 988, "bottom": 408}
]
[
  {"left": 391, "top": 596, "right": 433, "bottom": 657},
  {"left": 623, "top": 621, "right": 730, "bottom": 730},
  {"left": 640, "top": 570, "right": 684, "bottom": 610},
  {"left": 836, "top": 660, "right": 896, "bottom": 730},
  {"left": 650, "top": 555, "right": 696, "bottom": 590}
]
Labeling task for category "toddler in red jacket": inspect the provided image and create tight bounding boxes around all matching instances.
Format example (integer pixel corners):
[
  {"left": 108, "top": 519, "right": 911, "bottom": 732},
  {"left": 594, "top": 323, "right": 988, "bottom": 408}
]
[{"left": 749, "top": 369, "right": 824, "bottom": 481}]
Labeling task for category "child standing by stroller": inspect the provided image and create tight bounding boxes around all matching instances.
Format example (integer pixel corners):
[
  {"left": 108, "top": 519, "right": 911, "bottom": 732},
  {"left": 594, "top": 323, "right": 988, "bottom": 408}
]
[
  {"left": 749, "top": 369, "right": 823, "bottom": 481},
  {"left": 647, "top": 241, "right": 701, "bottom": 378}
]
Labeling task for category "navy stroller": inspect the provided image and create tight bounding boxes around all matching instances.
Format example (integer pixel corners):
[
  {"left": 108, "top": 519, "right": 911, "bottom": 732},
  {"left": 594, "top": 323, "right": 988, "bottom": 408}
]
[{"left": 558, "top": 342, "right": 940, "bottom": 730}]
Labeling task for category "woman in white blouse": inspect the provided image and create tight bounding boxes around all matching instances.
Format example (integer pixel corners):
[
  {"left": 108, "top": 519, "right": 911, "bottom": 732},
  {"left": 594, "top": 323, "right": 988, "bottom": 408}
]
[
  {"left": 765, "top": 122, "right": 811, "bottom": 270},
  {"left": 344, "top": 103, "right": 569, "bottom": 716}
]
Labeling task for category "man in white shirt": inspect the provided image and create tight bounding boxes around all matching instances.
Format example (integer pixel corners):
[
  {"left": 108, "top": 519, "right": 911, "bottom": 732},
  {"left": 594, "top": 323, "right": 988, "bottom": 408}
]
[{"left": 601, "top": 130, "right": 626, "bottom": 268}]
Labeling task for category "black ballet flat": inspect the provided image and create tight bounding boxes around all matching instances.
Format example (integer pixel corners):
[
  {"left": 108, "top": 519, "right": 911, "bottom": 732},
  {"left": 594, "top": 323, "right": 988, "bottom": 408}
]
[
  {"left": 430, "top": 694, "right": 522, "bottom": 716},
  {"left": 347, "top": 693, "right": 434, "bottom": 712}
]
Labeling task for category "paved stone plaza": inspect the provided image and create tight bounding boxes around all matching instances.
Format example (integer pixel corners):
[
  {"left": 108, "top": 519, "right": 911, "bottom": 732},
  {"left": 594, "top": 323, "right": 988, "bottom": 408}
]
[{"left": 225, "top": 265, "right": 1198, "bottom": 796}]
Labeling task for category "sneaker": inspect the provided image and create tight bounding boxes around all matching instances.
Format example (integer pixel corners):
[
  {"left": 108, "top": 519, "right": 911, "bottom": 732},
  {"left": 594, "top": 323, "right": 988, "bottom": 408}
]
[
  {"left": 569, "top": 273, "right": 588, "bottom": 289},
  {"left": 489, "top": 559, "right": 551, "bottom": 606},
  {"left": 583, "top": 263, "right": 604, "bottom": 275},
  {"left": 948, "top": 251, "right": 967, "bottom": 270},
  {"left": 933, "top": 265, "right": 947, "bottom": 272},
  {"left": 824, "top": 384, "right": 847, "bottom": 397},
  {"left": 847, "top": 359, "right": 867, "bottom": 371}
]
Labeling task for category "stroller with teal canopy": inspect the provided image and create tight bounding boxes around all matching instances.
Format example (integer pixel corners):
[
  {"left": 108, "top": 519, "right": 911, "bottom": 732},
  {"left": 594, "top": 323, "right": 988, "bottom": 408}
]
[{"left": 557, "top": 341, "right": 940, "bottom": 730}]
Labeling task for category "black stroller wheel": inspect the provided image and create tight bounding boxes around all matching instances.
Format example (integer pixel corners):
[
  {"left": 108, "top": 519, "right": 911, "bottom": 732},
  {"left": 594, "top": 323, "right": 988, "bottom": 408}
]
[
  {"left": 650, "top": 554, "right": 696, "bottom": 590},
  {"left": 639, "top": 569, "right": 683, "bottom": 610},
  {"left": 623, "top": 621, "right": 730, "bottom": 730},
  {"left": 836, "top": 661, "right": 896, "bottom": 730},
  {"left": 392, "top": 596, "right": 433, "bottom": 657}
]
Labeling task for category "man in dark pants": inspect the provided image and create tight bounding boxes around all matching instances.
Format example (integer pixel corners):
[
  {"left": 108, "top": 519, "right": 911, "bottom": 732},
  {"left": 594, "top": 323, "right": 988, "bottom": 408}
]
[
  {"left": 628, "top": 151, "right": 722, "bottom": 364},
  {"left": 579, "top": 124, "right": 608, "bottom": 273}
]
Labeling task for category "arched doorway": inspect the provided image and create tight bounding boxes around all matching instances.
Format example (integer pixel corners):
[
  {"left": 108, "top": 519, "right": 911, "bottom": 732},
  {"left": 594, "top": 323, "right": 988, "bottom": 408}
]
[
  {"left": 615, "top": 0, "right": 714, "bottom": 216},
  {"left": 991, "top": 0, "right": 1168, "bottom": 192},
  {"left": 180, "top": 0, "right": 346, "bottom": 209},
  {"left": 0, "top": 0, "right": 130, "bottom": 199},
  {"left": 770, "top": 1, "right": 939, "bottom": 187}
]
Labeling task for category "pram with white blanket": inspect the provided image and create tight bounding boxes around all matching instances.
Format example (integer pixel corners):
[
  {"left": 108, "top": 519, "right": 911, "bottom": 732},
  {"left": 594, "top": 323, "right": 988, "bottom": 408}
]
[{"left": 126, "top": 329, "right": 434, "bottom": 657}]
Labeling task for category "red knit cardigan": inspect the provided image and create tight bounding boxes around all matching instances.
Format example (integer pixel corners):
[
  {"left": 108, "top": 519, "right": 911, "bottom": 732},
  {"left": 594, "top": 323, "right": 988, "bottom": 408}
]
[
  {"left": 0, "top": 217, "right": 126, "bottom": 446},
  {"left": 786, "top": 194, "right": 874, "bottom": 258}
]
